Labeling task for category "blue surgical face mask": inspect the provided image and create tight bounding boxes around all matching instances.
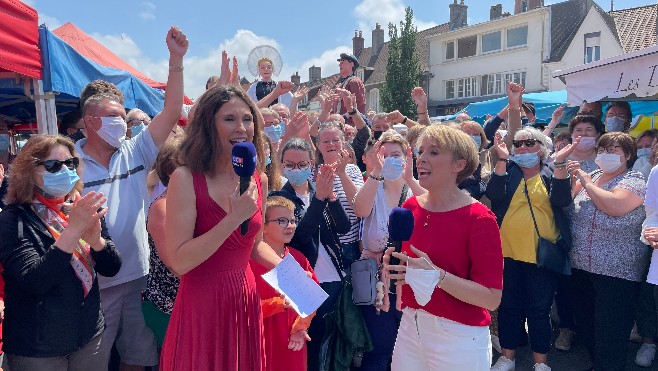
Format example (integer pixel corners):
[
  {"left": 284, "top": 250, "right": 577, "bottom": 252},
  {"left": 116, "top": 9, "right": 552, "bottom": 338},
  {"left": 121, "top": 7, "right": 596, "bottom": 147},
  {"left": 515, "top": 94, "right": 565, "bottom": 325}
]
[
  {"left": 471, "top": 135, "right": 482, "bottom": 149},
  {"left": 130, "top": 123, "right": 146, "bottom": 137},
  {"left": 279, "top": 120, "right": 287, "bottom": 134},
  {"left": 284, "top": 168, "right": 312, "bottom": 186},
  {"left": 638, "top": 148, "right": 652, "bottom": 158},
  {"left": 605, "top": 117, "right": 625, "bottom": 132},
  {"left": 0, "top": 134, "right": 9, "bottom": 152},
  {"left": 509, "top": 152, "right": 540, "bottom": 168},
  {"left": 41, "top": 167, "right": 80, "bottom": 198},
  {"left": 412, "top": 147, "right": 419, "bottom": 157},
  {"left": 264, "top": 125, "right": 282, "bottom": 142},
  {"left": 265, "top": 154, "right": 272, "bottom": 166},
  {"left": 381, "top": 156, "right": 404, "bottom": 181}
]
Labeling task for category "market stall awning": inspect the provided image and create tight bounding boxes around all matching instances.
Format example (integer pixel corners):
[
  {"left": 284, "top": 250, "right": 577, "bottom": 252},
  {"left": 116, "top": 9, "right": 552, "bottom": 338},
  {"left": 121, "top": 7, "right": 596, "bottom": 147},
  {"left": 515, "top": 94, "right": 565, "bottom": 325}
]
[
  {"left": 454, "top": 90, "right": 569, "bottom": 124},
  {"left": 553, "top": 45, "right": 658, "bottom": 106},
  {"left": 0, "top": 0, "right": 41, "bottom": 79}
]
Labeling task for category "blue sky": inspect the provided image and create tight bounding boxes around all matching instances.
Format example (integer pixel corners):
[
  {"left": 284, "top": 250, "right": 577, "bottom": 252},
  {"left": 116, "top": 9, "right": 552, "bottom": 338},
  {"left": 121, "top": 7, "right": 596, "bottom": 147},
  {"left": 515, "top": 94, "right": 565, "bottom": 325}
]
[{"left": 25, "top": 0, "right": 657, "bottom": 98}]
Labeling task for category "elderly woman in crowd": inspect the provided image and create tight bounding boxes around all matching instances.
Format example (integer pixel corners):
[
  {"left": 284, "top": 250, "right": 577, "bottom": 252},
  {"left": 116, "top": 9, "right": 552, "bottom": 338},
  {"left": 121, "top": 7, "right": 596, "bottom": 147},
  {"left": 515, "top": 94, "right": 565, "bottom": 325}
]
[
  {"left": 562, "top": 132, "right": 649, "bottom": 371},
  {"left": 384, "top": 125, "right": 503, "bottom": 370},
  {"left": 0, "top": 134, "right": 121, "bottom": 370},
  {"left": 268, "top": 137, "right": 350, "bottom": 371},
  {"left": 633, "top": 129, "right": 658, "bottom": 178},
  {"left": 126, "top": 108, "right": 151, "bottom": 139},
  {"left": 562, "top": 115, "right": 604, "bottom": 173},
  {"left": 142, "top": 136, "right": 183, "bottom": 348},
  {"left": 488, "top": 125, "right": 572, "bottom": 371}
]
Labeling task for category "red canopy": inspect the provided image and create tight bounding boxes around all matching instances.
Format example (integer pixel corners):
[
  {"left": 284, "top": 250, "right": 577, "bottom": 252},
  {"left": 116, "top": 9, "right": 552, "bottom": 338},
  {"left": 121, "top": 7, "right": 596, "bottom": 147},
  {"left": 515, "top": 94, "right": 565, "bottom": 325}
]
[{"left": 0, "top": 0, "right": 42, "bottom": 79}]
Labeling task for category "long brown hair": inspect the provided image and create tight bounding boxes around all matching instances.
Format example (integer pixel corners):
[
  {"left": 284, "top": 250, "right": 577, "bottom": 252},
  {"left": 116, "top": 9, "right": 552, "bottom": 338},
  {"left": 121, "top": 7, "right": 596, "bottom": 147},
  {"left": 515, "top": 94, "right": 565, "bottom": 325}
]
[
  {"left": 178, "top": 85, "right": 265, "bottom": 175},
  {"left": 4, "top": 134, "right": 83, "bottom": 205}
]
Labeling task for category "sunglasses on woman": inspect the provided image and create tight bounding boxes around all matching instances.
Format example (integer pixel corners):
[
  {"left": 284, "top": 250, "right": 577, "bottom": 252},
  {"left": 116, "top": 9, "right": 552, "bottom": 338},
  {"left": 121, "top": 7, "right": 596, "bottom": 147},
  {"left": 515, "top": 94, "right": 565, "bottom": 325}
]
[
  {"left": 37, "top": 157, "right": 80, "bottom": 173},
  {"left": 512, "top": 139, "right": 540, "bottom": 148}
]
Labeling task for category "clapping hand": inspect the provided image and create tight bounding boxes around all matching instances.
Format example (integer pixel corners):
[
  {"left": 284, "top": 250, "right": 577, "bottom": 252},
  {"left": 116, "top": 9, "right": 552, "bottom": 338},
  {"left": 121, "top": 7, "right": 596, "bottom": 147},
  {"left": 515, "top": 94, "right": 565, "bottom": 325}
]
[
  {"left": 292, "top": 86, "right": 309, "bottom": 102},
  {"left": 554, "top": 136, "right": 580, "bottom": 163},
  {"left": 643, "top": 227, "right": 658, "bottom": 249},
  {"left": 287, "top": 111, "right": 310, "bottom": 139},
  {"left": 411, "top": 87, "right": 427, "bottom": 110},
  {"left": 66, "top": 192, "right": 108, "bottom": 253},
  {"left": 367, "top": 141, "right": 384, "bottom": 174},
  {"left": 274, "top": 81, "right": 294, "bottom": 96},
  {"left": 166, "top": 26, "right": 189, "bottom": 58},
  {"left": 552, "top": 104, "right": 566, "bottom": 123},
  {"left": 315, "top": 164, "right": 335, "bottom": 201},
  {"left": 493, "top": 133, "right": 509, "bottom": 159}
]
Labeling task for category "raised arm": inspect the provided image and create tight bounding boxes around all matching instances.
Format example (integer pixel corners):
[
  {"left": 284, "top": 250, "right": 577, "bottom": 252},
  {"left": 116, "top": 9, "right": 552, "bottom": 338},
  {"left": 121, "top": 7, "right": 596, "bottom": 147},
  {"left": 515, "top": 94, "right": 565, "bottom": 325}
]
[
  {"left": 411, "top": 87, "right": 430, "bottom": 126},
  {"left": 289, "top": 86, "right": 309, "bottom": 117},
  {"left": 504, "top": 82, "right": 524, "bottom": 149},
  {"left": 257, "top": 81, "right": 294, "bottom": 109},
  {"left": 353, "top": 142, "right": 383, "bottom": 217},
  {"left": 148, "top": 26, "right": 189, "bottom": 148},
  {"left": 543, "top": 105, "right": 565, "bottom": 137}
]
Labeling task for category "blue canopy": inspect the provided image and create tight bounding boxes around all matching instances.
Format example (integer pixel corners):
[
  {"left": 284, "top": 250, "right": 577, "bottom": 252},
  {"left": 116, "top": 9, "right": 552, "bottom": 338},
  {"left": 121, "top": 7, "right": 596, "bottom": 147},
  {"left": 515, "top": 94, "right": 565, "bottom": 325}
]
[{"left": 0, "top": 26, "right": 164, "bottom": 125}]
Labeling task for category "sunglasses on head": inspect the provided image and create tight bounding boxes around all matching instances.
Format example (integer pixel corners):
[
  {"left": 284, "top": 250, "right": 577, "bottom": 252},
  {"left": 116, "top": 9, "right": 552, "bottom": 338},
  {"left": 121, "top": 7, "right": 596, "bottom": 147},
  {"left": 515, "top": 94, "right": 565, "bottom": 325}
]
[
  {"left": 37, "top": 157, "right": 80, "bottom": 173},
  {"left": 512, "top": 139, "right": 540, "bottom": 148}
]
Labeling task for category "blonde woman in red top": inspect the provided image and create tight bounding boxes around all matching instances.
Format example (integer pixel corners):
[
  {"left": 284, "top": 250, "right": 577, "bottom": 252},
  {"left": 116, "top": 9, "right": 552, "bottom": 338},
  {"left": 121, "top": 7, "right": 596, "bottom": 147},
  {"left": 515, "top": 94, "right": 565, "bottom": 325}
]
[{"left": 384, "top": 125, "right": 504, "bottom": 370}]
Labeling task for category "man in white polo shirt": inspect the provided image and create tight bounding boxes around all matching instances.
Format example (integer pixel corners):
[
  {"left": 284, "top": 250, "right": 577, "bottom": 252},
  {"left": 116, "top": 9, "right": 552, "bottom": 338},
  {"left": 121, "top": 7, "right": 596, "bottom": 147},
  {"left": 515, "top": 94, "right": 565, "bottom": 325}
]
[{"left": 75, "top": 26, "right": 188, "bottom": 370}]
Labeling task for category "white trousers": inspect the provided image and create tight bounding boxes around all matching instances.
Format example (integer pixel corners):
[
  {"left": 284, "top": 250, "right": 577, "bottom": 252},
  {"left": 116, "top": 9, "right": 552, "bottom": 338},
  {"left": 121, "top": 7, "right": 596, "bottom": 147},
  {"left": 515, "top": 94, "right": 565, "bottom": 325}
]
[{"left": 391, "top": 307, "right": 492, "bottom": 371}]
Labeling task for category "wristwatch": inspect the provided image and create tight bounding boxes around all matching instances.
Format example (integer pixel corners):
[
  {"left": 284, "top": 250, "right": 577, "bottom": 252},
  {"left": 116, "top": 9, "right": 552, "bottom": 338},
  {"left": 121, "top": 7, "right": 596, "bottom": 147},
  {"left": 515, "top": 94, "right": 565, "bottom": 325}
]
[
  {"left": 348, "top": 108, "right": 358, "bottom": 116},
  {"left": 368, "top": 172, "right": 384, "bottom": 181}
]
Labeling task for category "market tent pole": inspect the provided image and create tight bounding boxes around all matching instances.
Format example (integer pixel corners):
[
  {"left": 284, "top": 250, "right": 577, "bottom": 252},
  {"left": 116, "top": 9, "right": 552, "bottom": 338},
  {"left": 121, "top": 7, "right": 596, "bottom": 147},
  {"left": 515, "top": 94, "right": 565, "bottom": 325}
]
[{"left": 32, "top": 79, "right": 57, "bottom": 134}]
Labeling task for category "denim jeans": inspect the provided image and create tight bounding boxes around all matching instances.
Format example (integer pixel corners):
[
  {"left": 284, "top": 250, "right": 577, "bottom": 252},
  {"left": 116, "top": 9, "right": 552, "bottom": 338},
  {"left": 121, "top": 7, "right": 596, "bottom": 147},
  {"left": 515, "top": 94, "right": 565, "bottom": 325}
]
[{"left": 498, "top": 258, "right": 558, "bottom": 355}]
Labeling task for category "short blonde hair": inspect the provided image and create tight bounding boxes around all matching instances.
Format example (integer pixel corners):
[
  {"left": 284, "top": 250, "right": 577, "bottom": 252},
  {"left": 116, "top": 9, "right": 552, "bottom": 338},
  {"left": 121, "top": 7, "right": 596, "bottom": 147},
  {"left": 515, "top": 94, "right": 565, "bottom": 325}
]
[
  {"left": 260, "top": 107, "right": 280, "bottom": 121},
  {"left": 266, "top": 196, "right": 295, "bottom": 218},
  {"left": 418, "top": 125, "right": 478, "bottom": 184}
]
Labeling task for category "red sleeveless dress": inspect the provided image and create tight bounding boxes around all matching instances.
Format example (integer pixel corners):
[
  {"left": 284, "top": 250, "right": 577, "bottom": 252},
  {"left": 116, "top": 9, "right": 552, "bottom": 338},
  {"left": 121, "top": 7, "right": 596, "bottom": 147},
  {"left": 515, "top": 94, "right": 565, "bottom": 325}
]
[{"left": 159, "top": 172, "right": 265, "bottom": 371}]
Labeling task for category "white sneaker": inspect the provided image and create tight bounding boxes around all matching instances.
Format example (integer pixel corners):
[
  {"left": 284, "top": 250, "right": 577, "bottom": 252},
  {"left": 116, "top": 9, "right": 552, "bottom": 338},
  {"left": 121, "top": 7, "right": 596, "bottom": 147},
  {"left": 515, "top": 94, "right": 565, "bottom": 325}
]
[
  {"left": 635, "top": 343, "right": 656, "bottom": 367},
  {"left": 491, "top": 356, "right": 515, "bottom": 371},
  {"left": 533, "top": 363, "right": 551, "bottom": 371},
  {"left": 554, "top": 328, "right": 574, "bottom": 351}
]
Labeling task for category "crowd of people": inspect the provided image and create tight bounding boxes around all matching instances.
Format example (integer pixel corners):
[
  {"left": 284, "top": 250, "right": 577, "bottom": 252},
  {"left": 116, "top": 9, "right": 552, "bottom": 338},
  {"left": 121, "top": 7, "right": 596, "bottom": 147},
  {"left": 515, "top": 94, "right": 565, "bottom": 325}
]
[{"left": 1, "top": 25, "right": 658, "bottom": 371}]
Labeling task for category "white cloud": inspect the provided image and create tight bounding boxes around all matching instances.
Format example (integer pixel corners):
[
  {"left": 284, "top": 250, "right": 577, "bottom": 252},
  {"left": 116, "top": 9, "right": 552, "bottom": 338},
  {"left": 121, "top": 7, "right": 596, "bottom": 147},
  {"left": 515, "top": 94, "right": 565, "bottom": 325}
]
[
  {"left": 139, "top": 2, "right": 156, "bottom": 21},
  {"left": 39, "top": 13, "right": 62, "bottom": 30},
  {"left": 353, "top": 0, "right": 437, "bottom": 46}
]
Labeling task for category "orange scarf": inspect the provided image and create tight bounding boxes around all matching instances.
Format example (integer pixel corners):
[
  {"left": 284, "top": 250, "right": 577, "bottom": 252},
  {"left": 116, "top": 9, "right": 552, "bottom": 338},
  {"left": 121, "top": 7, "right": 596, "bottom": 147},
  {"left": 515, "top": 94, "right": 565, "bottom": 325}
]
[{"left": 32, "top": 193, "right": 95, "bottom": 297}]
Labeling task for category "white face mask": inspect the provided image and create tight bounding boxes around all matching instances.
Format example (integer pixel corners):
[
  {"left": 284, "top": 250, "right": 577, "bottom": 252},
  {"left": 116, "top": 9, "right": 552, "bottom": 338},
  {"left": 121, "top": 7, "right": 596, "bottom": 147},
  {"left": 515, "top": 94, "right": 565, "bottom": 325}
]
[
  {"left": 595, "top": 153, "right": 624, "bottom": 173},
  {"left": 405, "top": 266, "right": 440, "bottom": 306},
  {"left": 576, "top": 136, "right": 596, "bottom": 151},
  {"left": 97, "top": 117, "right": 127, "bottom": 148}
]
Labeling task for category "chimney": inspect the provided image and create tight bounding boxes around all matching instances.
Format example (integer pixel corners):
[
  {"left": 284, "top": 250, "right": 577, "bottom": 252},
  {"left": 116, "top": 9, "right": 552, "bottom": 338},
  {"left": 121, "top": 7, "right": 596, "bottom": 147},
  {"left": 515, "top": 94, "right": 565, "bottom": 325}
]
[
  {"left": 449, "top": 0, "right": 468, "bottom": 30},
  {"left": 353, "top": 30, "right": 364, "bottom": 56},
  {"left": 309, "top": 65, "right": 321, "bottom": 82},
  {"left": 515, "top": 0, "right": 543, "bottom": 14},
  {"left": 490, "top": 4, "right": 503, "bottom": 20},
  {"left": 610, "top": 0, "right": 614, "bottom": 11},
  {"left": 372, "top": 23, "right": 385, "bottom": 55},
  {"left": 291, "top": 71, "right": 301, "bottom": 85}
]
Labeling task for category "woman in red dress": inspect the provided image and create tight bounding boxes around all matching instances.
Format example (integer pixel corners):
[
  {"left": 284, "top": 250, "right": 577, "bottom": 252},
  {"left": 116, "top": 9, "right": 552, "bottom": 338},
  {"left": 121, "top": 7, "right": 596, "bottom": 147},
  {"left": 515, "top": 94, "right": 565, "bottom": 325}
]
[{"left": 159, "top": 84, "right": 282, "bottom": 371}]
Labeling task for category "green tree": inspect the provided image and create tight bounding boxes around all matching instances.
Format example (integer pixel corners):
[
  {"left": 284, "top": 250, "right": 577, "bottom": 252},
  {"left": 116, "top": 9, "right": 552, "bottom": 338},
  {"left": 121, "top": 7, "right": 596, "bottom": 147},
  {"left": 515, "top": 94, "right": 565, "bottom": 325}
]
[{"left": 380, "top": 7, "right": 420, "bottom": 118}]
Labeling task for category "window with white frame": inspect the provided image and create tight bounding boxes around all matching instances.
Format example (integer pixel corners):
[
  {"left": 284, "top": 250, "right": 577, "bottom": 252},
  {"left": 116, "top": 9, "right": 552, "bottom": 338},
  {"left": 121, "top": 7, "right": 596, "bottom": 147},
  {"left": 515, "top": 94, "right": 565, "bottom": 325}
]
[
  {"left": 505, "top": 71, "right": 526, "bottom": 86},
  {"left": 507, "top": 25, "right": 528, "bottom": 48},
  {"left": 457, "top": 77, "right": 478, "bottom": 98},
  {"left": 584, "top": 32, "right": 601, "bottom": 64},
  {"left": 482, "top": 73, "right": 504, "bottom": 96},
  {"left": 457, "top": 35, "right": 478, "bottom": 59},
  {"left": 356, "top": 68, "right": 364, "bottom": 81},
  {"left": 446, "top": 41, "right": 455, "bottom": 60},
  {"left": 369, "top": 89, "right": 380, "bottom": 112},
  {"left": 482, "top": 31, "right": 502, "bottom": 54},
  {"left": 445, "top": 80, "right": 455, "bottom": 99}
]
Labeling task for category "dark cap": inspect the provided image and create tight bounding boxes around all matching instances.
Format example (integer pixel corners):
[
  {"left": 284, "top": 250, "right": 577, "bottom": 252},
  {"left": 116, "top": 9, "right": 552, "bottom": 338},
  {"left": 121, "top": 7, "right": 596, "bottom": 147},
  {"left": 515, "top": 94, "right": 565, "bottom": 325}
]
[
  {"left": 337, "top": 53, "right": 359, "bottom": 69},
  {"left": 521, "top": 101, "right": 536, "bottom": 116}
]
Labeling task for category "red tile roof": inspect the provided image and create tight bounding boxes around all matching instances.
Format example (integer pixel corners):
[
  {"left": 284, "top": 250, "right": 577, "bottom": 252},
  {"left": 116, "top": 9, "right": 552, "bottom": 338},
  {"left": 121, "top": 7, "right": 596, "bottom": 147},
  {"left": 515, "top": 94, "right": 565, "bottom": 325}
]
[{"left": 610, "top": 4, "right": 658, "bottom": 53}]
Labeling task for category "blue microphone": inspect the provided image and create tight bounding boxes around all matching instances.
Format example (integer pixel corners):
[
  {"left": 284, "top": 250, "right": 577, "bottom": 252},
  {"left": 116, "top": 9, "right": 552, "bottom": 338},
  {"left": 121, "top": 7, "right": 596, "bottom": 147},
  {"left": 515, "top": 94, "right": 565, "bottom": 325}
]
[
  {"left": 388, "top": 207, "right": 414, "bottom": 267},
  {"left": 232, "top": 142, "right": 258, "bottom": 235}
]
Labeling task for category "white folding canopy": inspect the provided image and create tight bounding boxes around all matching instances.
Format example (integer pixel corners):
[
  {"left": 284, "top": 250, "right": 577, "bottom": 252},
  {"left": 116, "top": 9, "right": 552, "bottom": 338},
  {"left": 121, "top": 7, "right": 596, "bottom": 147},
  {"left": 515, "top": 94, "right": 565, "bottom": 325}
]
[{"left": 553, "top": 45, "right": 658, "bottom": 107}]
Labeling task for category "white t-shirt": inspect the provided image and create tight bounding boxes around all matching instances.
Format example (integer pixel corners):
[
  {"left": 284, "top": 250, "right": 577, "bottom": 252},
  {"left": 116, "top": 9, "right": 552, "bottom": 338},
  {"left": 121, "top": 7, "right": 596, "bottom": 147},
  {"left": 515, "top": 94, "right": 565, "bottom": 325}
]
[
  {"left": 314, "top": 243, "right": 342, "bottom": 283},
  {"left": 643, "top": 165, "right": 658, "bottom": 284}
]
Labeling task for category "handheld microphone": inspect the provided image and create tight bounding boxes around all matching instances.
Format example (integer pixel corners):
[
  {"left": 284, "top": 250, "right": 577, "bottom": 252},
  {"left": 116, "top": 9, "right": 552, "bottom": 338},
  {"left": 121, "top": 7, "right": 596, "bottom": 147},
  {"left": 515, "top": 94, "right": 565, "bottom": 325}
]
[
  {"left": 388, "top": 207, "right": 414, "bottom": 267},
  {"left": 232, "top": 142, "right": 258, "bottom": 235}
]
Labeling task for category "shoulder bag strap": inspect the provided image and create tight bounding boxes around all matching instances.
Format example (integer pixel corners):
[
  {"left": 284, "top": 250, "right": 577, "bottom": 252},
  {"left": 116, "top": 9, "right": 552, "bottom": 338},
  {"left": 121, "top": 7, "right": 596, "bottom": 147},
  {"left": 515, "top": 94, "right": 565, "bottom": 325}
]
[
  {"left": 522, "top": 180, "right": 541, "bottom": 239},
  {"left": 322, "top": 206, "right": 347, "bottom": 282},
  {"left": 398, "top": 184, "right": 409, "bottom": 208}
]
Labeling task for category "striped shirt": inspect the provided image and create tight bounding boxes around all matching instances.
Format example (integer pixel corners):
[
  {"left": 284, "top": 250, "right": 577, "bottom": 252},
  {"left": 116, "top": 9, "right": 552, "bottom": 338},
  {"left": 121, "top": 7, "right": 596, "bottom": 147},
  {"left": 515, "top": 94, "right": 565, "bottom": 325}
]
[{"left": 334, "top": 164, "right": 364, "bottom": 244}]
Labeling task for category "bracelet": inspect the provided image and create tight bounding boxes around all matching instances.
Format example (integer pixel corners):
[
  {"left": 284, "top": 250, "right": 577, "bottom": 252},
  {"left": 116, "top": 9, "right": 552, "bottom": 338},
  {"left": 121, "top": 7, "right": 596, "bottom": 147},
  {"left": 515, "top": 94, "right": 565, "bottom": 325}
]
[
  {"left": 497, "top": 158, "right": 508, "bottom": 162},
  {"left": 417, "top": 111, "right": 427, "bottom": 115},
  {"left": 554, "top": 164, "right": 567, "bottom": 169},
  {"left": 553, "top": 160, "right": 567, "bottom": 166},
  {"left": 436, "top": 269, "right": 447, "bottom": 288},
  {"left": 401, "top": 116, "right": 408, "bottom": 125},
  {"left": 169, "top": 65, "right": 184, "bottom": 72},
  {"left": 348, "top": 108, "right": 357, "bottom": 116},
  {"left": 368, "top": 172, "right": 384, "bottom": 181}
]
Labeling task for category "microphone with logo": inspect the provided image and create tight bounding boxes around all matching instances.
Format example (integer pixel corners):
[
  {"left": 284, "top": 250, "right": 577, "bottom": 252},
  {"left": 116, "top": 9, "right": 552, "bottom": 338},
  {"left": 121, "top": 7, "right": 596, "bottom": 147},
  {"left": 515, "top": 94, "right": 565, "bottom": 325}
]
[{"left": 232, "top": 142, "right": 258, "bottom": 236}]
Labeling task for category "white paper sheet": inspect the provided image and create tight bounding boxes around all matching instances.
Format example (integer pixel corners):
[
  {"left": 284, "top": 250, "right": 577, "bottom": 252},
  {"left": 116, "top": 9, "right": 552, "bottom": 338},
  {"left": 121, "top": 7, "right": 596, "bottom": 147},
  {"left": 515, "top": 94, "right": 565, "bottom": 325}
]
[{"left": 261, "top": 253, "right": 329, "bottom": 318}]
